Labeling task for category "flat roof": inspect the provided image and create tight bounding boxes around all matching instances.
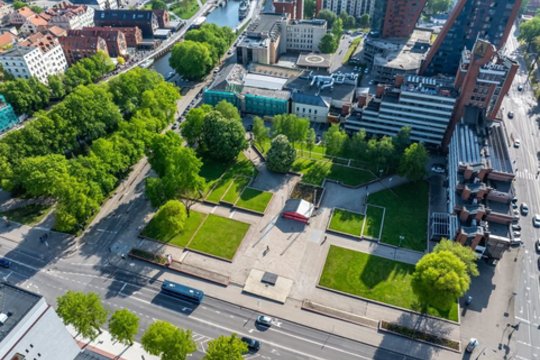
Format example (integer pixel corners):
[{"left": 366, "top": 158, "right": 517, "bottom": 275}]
[
  {"left": 0, "top": 282, "right": 42, "bottom": 343},
  {"left": 242, "top": 86, "right": 290, "bottom": 100},
  {"left": 248, "top": 63, "right": 302, "bottom": 79},
  {"left": 286, "top": 74, "right": 356, "bottom": 103},
  {"left": 244, "top": 73, "right": 287, "bottom": 90},
  {"left": 247, "top": 13, "right": 284, "bottom": 35},
  {"left": 296, "top": 53, "right": 331, "bottom": 69}
]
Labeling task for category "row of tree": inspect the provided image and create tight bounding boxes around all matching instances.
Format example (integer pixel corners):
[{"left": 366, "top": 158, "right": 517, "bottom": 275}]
[
  {"left": 0, "top": 68, "right": 180, "bottom": 232},
  {"left": 0, "top": 52, "right": 115, "bottom": 115},
  {"left": 146, "top": 101, "right": 247, "bottom": 211},
  {"left": 57, "top": 290, "right": 249, "bottom": 359},
  {"left": 170, "top": 24, "right": 236, "bottom": 80}
]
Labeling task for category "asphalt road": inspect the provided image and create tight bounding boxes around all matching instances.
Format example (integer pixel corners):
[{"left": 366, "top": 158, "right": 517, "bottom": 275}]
[
  {"left": 0, "top": 240, "right": 414, "bottom": 360},
  {"left": 501, "top": 26, "right": 540, "bottom": 360}
]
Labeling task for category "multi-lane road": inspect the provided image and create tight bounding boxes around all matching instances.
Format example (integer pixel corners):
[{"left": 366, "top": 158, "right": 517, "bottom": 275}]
[{"left": 502, "top": 26, "right": 540, "bottom": 360}]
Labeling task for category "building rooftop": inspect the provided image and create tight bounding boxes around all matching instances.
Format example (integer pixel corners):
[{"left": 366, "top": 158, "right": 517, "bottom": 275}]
[
  {"left": 0, "top": 44, "right": 37, "bottom": 57},
  {"left": 244, "top": 73, "right": 288, "bottom": 90},
  {"left": 242, "top": 86, "right": 290, "bottom": 100},
  {"left": 296, "top": 53, "right": 331, "bottom": 69},
  {"left": 288, "top": 19, "right": 326, "bottom": 27},
  {"left": 401, "top": 75, "right": 457, "bottom": 97},
  {"left": 247, "top": 13, "right": 284, "bottom": 37},
  {"left": 248, "top": 63, "right": 302, "bottom": 79},
  {"left": 20, "top": 33, "right": 59, "bottom": 52},
  {"left": 285, "top": 72, "right": 357, "bottom": 103},
  {"left": 0, "top": 282, "right": 42, "bottom": 343}
]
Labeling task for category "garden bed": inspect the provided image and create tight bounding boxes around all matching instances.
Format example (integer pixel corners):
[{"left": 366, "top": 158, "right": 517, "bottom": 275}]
[
  {"left": 0, "top": 203, "right": 52, "bottom": 226},
  {"left": 128, "top": 248, "right": 168, "bottom": 265},
  {"left": 290, "top": 182, "right": 324, "bottom": 206},
  {"left": 380, "top": 321, "right": 460, "bottom": 351}
]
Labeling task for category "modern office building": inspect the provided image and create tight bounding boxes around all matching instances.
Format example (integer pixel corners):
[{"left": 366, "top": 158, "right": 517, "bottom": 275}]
[
  {"left": 0, "top": 95, "right": 19, "bottom": 132},
  {"left": 284, "top": 19, "right": 326, "bottom": 53},
  {"left": 0, "top": 282, "right": 81, "bottom": 360},
  {"left": 421, "top": 0, "right": 521, "bottom": 76},
  {"left": 345, "top": 75, "right": 457, "bottom": 146},
  {"left": 442, "top": 39, "right": 518, "bottom": 147},
  {"left": 94, "top": 9, "right": 158, "bottom": 37},
  {"left": 371, "top": 0, "right": 427, "bottom": 38}
]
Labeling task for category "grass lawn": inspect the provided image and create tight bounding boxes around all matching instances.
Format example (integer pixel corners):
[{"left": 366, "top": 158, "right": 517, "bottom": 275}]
[
  {"left": 206, "top": 178, "right": 234, "bottom": 203},
  {"left": 170, "top": 0, "right": 199, "bottom": 19},
  {"left": 222, "top": 176, "right": 251, "bottom": 204},
  {"left": 292, "top": 158, "right": 375, "bottom": 186},
  {"left": 368, "top": 181, "right": 428, "bottom": 251},
  {"left": 328, "top": 208, "right": 363, "bottom": 236},
  {"left": 0, "top": 203, "right": 52, "bottom": 225},
  {"left": 188, "top": 214, "right": 250, "bottom": 260},
  {"left": 141, "top": 210, "right": 207, "bottom": 248},
  {"left": 342, "top": 37, "right": 362, "bottom": 64},
  {"left": 235, "top": 187, "right": 273, "bottom": 213},
  {"left": 319, "top": 246, "right": 458, "bottom": 321},
  {"left": 201, "top": 152, "right": 256, "bottom": 196},
  {"left": 363, "top": 205, "right": 384, "bottom": 239}
]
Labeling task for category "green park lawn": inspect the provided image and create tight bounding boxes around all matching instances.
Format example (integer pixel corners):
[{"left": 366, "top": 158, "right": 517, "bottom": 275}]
[
  {"left": 222, "top": 176, "right": 251, "bottom": 204},
  {"left": 188, "top": 214, "right": 250, "bottom": 260},
  {"left": 0, "top": 203, "right": 52, "bottom": 226},
  {"left": 368, "top": 181, "right": 428, "bottom": 251},
  {"left": 328, "top": 208, "right": 363, "bottom": 236},
  {"left": 141, "top": 210, "right": 207, "bottom": 248},
  {"left": 201, "top": 152, "right": 257, "bottom": 198},
  {"left": 292, "top": 158, "right": 375, "bottom": 187},
  {"left": 363, "top": 205, "right": 384, "bottom": 239},
  {"left": 319, "top": 246, "right": 458, "bottom": 321},
  {"left": 235, "top": 187, "right": 273, "bottom": 213},
  {"left": 170, "top": 0, "right": 199, "bottom": 19}
]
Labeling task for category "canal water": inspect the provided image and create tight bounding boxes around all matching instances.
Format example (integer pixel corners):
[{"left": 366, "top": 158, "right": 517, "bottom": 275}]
[{"left": 152, "top": 1, "right": 243, "bottom": 77}]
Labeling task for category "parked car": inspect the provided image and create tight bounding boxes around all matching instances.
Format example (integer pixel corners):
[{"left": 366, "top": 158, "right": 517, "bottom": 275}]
[
  {"left": 535, "top": 239, "right": 540, "bottom": 252},
  {"left": 514, "top": 139, "right": 521, "bottom": 148},
  {"left": 537, "top": 257, "right": 540, "bottom": 270},
  {"left": 0, "top": 259, "right": 10, "bottom": 268},
  {"left": 512, "top": 224, "right": 522, "bottom": 231},
  {"left": 241, "top": 337, "right": 260, "bottom": 352},
  {"left": 508, "top": 111, "right": 514, "bottom": 119},
  {"left": 172, "top": 123, "right": 178, "bottom": 130},
  {"left": 518, "top": 84, "right": 524, "bottom": 91},
  {"left": 466, "top": 338, "right": 479, "bottom": 353},
  {"left": 513, "top": 231, "right": 521, "bottom": 237},
  {"left": 521, "top": 203, "right": 529, "bottom": 215},
  {"left": 512, "top": 203, "right": 518, "bottom": 209},
  {"left": 256, "top": 315, "right": 273, "bottom": 326},
  {"left": 533, "top": 214, "right": 540, "bottom": 227},
  {"left": 431, "top": 165, "right": 445, "bottom": 174},
  {"left": 511, "top": 238, "right": 522, "bottom": 246},
  {"left": 512, "top": 197, "right": 518, "bottom": 204}
]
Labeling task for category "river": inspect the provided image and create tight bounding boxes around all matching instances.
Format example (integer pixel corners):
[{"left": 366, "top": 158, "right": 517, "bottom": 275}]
[{"left": 151, "top": 1, "right": 243, "bottom": 77}]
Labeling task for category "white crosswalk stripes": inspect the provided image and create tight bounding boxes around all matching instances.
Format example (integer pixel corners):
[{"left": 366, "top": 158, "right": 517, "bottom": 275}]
[{"left": 515, "top": 171, "right": 537, "bottom": 181}]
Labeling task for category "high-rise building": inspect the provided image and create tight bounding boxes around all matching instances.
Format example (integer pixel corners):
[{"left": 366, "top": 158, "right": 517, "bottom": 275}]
[
  {"left": 273, "top": 0, "right": 303, "bottom": 19},
  {"left": 421, "top": 0, "right": 521, "bottom": 76},
  {"left": 371, "top": 0, "right": 427, "bottom": 38},
  {"left": 319, "top": 0, "right": 374, "bottom": 19}
]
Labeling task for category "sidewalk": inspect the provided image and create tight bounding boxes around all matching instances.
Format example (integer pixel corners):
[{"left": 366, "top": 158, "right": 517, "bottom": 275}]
[{"left": 68, "top": 326, "right": 158, "bottom": 360}]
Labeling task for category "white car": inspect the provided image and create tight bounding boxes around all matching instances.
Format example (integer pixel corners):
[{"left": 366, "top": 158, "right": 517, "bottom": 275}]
[
  {"left": 536, "top": 239, "right": 540, "bottom": 252},
  {"left": 256, "top": 315, "right": 272, "bottom": 326},
  {"left": 534, "top": 214, "right": 540, "bottom": 227},
  {"left": 514, "top": 139, "right": 521, "bottom": 148}
]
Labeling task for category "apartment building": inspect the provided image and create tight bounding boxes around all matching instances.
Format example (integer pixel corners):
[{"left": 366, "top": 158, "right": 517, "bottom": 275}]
[
  {"left": 94, "top": 9, "right": 159, "bottom": 37},
  {"left": 0, "top": 33, "right": 67, "bottom": 83},
  {"left": 9, "top": 7, "right": 35, "bottom": 25},
  {"left": 284, "top": 19, "right": 326, "bottom": 52},
  {"left": 421, "top": 0, "right": 521, "bottom": 76},
  {"left": 346, "top": 75, "right": 457, "bottom": 146},
  {"left": 370, "top": 0, "right": 427, "bottom": 38},
  {"left": 59, "top": 34, "right": 108, "bottom": 64},
  {"left": 320, "top": 0, "right": 374, "bottom": 19},
  {"left": 45, "top": 3, "right": 95, "bottom": 30},
  {"left": 68, "top": 27, "right": 127, "bottom": 57}
]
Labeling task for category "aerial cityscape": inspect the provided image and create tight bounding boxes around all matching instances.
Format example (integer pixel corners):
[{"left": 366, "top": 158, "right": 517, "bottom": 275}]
[{"left": 0, "top": 0, "right": 537, "bottom": 359}]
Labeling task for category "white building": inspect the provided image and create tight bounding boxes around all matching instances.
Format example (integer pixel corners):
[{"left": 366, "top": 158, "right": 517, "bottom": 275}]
[
  {"left": 0, "top": 33, "right": 68, "bottom": 83},
  {"left": 284, "top": 19, "right": 326, "bottom": 53},
  {"left": 46, "top": 3, "right": 95, "bottom": 30},
  {"left": 321, "top": 0, "right": 374, "bottom": 18},
  {"left": 0, "top": 282, "right": 80, "bottom": 360},
  {"left": 19, "top": 14, "right": 49, "bottom": 35},
  {"left": 9, "top": 6, "right": 35, "bottom": 25}
]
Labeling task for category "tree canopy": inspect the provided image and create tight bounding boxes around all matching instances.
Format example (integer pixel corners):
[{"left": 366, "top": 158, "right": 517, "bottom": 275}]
[
  {"left": 434, "top": 239, "right": 479, "bottom": 277},
  {"left": 266, "top": 135, "right": 296, "bottom": 173},
  {"left": 109, "top": 309, "right": 140, "bottom": 346},
  {"left": 304, "top": 0, "right": 316, "bottom": 18},
  {"left": 56, "top": 291, "right": 108, "bottom": 339},
  {"left": 252, "top": 116, "right": 269, "bottom": 150},
  {"left": 317, "top": 9, "right": 337, "bottom": 28},
  {"left": 271, "top": 114, "right": 310, "bottom": 146},
  {"left": 424, "top": 0, "right": 452, "bottom": 15},
  {"left": 170, "top": 41, "right": 214, "bottom": 81},
  {"left": 319, "top": 33, "right": 338, "bottom": 53},
  {"left": 412, "top": 251, "right": 470, "bottom": 310},
  {"left": 200, "top": 111, "right": 248, "bottom": 162},
  {"left": 398, "top": 142, "right": 429, "bottom": 181},
  {"left": 142, "top": 321, "right": 196, "bottom": 360},
  {"left": 203, "top": 334, "right": 248, "bottom": 360},
  {"left": 519, "top": 16, "right": 540, "bottom": 48},
  {"left": 323, "top": 124, "right": 347, "bottom": 156}
]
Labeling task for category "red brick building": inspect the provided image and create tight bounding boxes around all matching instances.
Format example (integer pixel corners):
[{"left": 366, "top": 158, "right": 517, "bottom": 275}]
[
  {"left": 70, "top": 27, "right": 127, "bottom": 57},
  {"left": 153, "top": 9, "right": 170, "bottom": 28},
  {"left": 381, "top": 0, "right": 427, "bottom": 38},
  {"left": 109, "top": 27, "right": 142, "bottom": 48},
  {"left": 59, "top": 35, "right": 108, "bottom": 64},
  {"left": 273, "top": 0, "right": 303, "bottom": 20}
]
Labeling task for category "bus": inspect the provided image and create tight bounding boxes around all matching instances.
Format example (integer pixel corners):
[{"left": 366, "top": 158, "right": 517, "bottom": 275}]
[{"left": 161, "top": 280, "right": 204, "bottom": 304}]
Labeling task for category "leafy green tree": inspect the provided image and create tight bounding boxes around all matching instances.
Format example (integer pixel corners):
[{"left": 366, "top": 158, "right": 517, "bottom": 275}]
[
  {"left": 181, "top": 105, "right": 211, "bottom": 147},
  {"left": 109, "top": 309, "right": 140, "bottom": 346},
  {"left": 304, "top": 0, "right": 316, "bottom": 18},
  {"left": 170, "top": 41, "right": 214, "bottom": 81},
  {"left": 215, "top": 100, "right": 241, "bottom": 121},
  {"left": 148, "top": 131, "right": 184, "bottom": 177},
  {"left": 424, "top": 0, "right": 452, "bottom": 15},
  {"left": 0, "top": 78, "right": 49, "bottom": 115},
  {"left": 271, "top": 114, "right": 309, "bottom": 146},
  {"left": 323, "top": 124, "right": 347, "bottom": 156},
  {"left": 201, "top": 111, "right": 248, "bottom": 162},
  {"left": 332, "top": 18, "right": 343, "bottom": 38},
  {"left": 204, "top": 334, "right": 248, "bottom": 360},
  {"left": 252, "top": 116, "right": 269, "bottom": 150},
  {"left": 317, "top": 9, "right": 337, "bottom": 28},
  {"left": 108, "top": 67, "right": 164, "bottom": 114},
  {"left": 345, "top": 129, "right": 368, "bottom": 161},
  {"left": 398, "top": 143, "right": 428, "bottom": 181},
  {"left": 15, "top": 154, "right": 70, "bottom": 197},
  {"left": 30, "top": 5, "right": 43, "bottom": 13},
  {"left": 339, "top": 12, "right": 355, "bottom": 29},
  {"left": 305, "top": 127, "right": 316, "bottom": 156},
  {"left": 266, "top": 135, "right": 296, "bottom": 173},
  {"left": 319, "top": 33, "right": 337, "bottom": 53},
  {"left": 434, "top": 239, "right": 479, "bottom": 277},
  {"left": 520, "top": 16, "right": 540, "bottom": 49},
  {"left": 146, "top": 200, "right": 187, "bottom": 236},
  {"left": 358, "top": 14, "right": 370, "bottom": 28},
  {"left": 412, "top": 251, "right": 470, "bottom": 310},
  {"left": 142, "top": 321, "right": 196, "bottom": 360},
  {"left": 13, "top": 0, "right": 25, "bottom": 9},
  {"left": 48, "top": 74, "right": 66, "bottom": 100},
  {"left": 151, "top": 0, "right": 167, "bottom": 9},
  {"left": 56, "top": 291, "right": 108, "bottom": 340},
  {"left": 392, "top": 126, "right": 412, "bottom": 154}
]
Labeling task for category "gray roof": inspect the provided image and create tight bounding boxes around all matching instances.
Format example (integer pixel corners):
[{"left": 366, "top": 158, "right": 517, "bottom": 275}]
[
  {"left": 0, "top": 282, "right": 41, "bottom": 343},
  {"left": 75, "top": 350, "right": 111, "bottom": 360},
  {"left": 291, "top": 92, "right": 329, "bottom": 107}
]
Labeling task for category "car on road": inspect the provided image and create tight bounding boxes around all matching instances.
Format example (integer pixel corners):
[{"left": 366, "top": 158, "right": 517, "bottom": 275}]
[
  {"left": 508, "top": 111, "right": 514, "bottom": 119},
  {"left": 534, "top": 214, "right": 540, "bottom": 227},
  {"left": 241, "top": 337, "right": 260, "bottom": 352},
  {"left": 431, "top": 164, "right": 445, "bottom": 174},
  {"left": 0, "top": 259, "right": 10, "bottom": 268},
  {"left": 518, "top": 84, "right": 524, "bottom": 91},
  {"left": 514, "top": 139, "right": 521, "bottom": 148},
  {"left": 521, "top": 203, "right": 529, "bottom": 215},
  {"left": 536, "top": 239, "right": 540, "bottom": 252},
  {"left": 466, "top": 338, "right": 479, "bottom": 353},
  {"left": 256, "top": 315, "right": 272, "bottom": 326},
  {"left": 364, "top": 68, "right": 369, "bottom": 74},
  {"left": 172, "top": 123, "right": 178, "bottom": 130}
]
